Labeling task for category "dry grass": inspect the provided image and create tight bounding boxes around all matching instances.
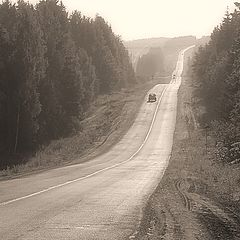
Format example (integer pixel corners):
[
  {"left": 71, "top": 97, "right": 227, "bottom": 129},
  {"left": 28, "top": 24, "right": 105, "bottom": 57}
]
[{"left": 171, "top": 63, "right": 240, "bottom": 209}]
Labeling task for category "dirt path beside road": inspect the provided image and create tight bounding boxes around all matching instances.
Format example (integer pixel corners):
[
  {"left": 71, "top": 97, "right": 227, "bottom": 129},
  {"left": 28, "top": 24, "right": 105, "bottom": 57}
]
[{"left": 135, "top": 54, "right": 240, "bottom": 240}]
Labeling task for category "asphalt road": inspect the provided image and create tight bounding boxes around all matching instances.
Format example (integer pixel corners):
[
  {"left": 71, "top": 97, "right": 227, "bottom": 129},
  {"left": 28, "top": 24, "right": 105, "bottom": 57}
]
[{"left": 0, "top": 46, "right": 194, "bottom": 240}]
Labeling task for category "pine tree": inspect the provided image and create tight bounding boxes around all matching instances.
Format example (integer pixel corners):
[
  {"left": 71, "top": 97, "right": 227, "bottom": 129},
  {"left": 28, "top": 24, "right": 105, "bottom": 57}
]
[
  {"left": 11, "top": 0, "right": 46, "bottom": 152},
  {"left": 0, "top": 0, "right": 136, "bottom": 167},
  {"left": 36, "top": 0, "right": 69, "bottom": 140},
  {"left": 192, "top": 5, "right": 240, "bottom": 162}
]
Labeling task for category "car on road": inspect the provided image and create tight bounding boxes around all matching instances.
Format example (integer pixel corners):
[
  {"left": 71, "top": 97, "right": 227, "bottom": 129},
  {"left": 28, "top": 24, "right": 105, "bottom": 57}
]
[{"left": 148, "top": 93, "right": 157, "bottom": 102}]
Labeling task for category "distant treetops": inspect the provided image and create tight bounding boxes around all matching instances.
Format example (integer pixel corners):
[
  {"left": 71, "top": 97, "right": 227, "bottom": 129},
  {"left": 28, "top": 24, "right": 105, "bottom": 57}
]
[{"left": 0, "top": 0, "right": 135, "bottom": 157}]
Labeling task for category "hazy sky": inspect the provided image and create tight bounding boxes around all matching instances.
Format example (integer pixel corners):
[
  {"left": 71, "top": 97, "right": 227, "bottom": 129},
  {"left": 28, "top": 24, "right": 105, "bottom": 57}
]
[{"left": 19, "top": 0, "right": 236, "bottom": 40}]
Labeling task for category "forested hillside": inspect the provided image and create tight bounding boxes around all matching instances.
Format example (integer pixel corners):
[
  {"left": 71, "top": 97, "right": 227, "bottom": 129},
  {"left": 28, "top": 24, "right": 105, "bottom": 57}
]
[
  {"left": 193, "top": 4, "right": 240, "bottom": 163},
  {"left": 136, "top": 47, "right": 165, "bottom": 78},
  {"left": 0, "top": 0, "right": 135, "bottom": 167}
]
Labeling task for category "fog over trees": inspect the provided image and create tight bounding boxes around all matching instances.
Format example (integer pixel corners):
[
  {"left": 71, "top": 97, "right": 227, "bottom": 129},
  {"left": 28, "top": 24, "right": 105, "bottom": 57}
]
[
  {"left": 0, "top": 0, "right": 135, "bottom": 167},
  {"left": 135, "top": 36, "right": 197, "bottom": 78}
]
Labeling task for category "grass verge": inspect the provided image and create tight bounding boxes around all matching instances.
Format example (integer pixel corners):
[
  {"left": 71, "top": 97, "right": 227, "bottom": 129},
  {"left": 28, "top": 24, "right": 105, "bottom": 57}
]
[{"left": 0, "top": 79, "right": 167, "bottom": 179}]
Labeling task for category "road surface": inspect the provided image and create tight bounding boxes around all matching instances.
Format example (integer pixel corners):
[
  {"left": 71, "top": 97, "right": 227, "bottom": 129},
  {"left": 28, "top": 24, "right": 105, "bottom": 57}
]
[{"left": 0, "top": 46, "right": 194, "bottom": 240}]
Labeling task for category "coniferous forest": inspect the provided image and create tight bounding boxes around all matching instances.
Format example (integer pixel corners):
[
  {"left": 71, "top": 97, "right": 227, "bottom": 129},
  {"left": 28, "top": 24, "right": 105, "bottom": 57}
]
[
  {"left": 0, "top": 0, "right": 135, "bottom": 167},
  {"left": 193, "top": 3, "right": 240, "bottom": 163}
]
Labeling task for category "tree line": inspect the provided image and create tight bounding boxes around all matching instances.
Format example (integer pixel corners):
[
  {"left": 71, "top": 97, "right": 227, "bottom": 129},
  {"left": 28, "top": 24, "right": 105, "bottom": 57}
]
[
  {"left": 192, "top": 3, "right": 240, "bottom": 163},
  {"left": 0, "top": 0, "right": 135, "bottom": 165}
]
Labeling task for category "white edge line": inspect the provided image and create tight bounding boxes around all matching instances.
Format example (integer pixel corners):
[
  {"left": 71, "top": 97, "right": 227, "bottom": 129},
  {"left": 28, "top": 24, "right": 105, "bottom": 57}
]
[{"left": 0, "top": 84, "right": 168, "bottom": 206}]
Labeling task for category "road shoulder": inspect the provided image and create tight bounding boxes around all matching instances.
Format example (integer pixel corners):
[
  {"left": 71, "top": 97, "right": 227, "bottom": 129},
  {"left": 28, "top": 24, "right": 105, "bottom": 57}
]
[{"left": 133, "top": 55, "right": 240, "bottom": 240}]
